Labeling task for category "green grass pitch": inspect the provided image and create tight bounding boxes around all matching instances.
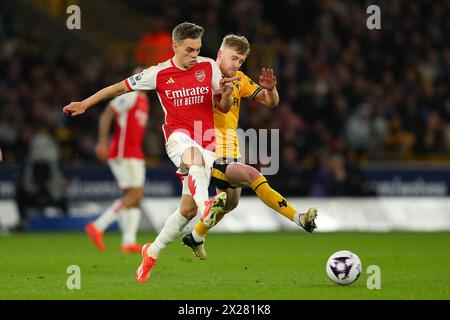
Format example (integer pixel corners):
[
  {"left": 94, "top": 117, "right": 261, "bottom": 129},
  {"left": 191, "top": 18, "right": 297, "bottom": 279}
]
[{"left": 1, "top": 231, "right": 449, "bottom": 300}]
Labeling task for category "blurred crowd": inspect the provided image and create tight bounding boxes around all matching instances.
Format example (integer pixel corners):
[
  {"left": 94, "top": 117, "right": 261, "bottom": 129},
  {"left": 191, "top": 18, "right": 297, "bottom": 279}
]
[{"left": 1, "top": 0, "right": 449, "bottom": 196}]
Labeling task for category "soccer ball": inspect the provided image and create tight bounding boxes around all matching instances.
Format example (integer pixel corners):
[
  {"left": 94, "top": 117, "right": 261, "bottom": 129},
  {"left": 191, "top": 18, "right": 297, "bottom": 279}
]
[{"left": 326, "top": 250, "right": 362, "bottom": 285}]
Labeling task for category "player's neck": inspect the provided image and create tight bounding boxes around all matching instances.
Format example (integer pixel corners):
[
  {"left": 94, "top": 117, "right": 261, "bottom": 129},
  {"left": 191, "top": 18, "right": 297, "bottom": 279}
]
[{"left": 172, "top": 56, "right": 189, "bottom": 70}]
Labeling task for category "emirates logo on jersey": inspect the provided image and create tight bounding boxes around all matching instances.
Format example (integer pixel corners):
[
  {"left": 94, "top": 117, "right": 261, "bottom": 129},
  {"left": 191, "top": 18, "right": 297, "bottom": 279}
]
[
  {"left": 195, "top": 70, "right": 206, "bottom": 82},
  {"left": 165, "top": 86, "right": 210, "bottom": 107}
]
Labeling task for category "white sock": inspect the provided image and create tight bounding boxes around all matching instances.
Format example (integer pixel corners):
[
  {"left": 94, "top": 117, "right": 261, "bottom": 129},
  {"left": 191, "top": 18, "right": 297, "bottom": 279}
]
[
  {"left": 147, "top": 209, "right": 189, "bottom": 258},
  {"left": 192, "top": 230, "right": 205, "bottom": 243},
  {"left": 187, "top": 165, "right": 209, "bottom": 214},
  {"left": 121, "top": 208, "right": 141, "bottom": 245},
  {"left": 293, "top": 212, "right": 301, "bottom": 226},
  {"left": 94, "top": 200, "right": 125, "bottom": 232}
]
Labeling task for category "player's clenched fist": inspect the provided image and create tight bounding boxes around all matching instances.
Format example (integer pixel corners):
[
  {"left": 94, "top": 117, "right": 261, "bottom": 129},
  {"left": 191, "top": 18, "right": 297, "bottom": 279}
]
[
  {"left": 219, "top": 76, "right": 240, "bottom": 97},
  {"left": 63, "top": 102, "right": 87, "bottom": 116},
  {"left": 220, "top": 82, "right": 234, "bottom": 97}
]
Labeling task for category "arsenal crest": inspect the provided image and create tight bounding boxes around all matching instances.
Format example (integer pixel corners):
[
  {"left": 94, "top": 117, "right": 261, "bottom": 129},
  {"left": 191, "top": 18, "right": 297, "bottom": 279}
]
[{"left": 195, "top": 70, "right": 206, "bottom": 82}]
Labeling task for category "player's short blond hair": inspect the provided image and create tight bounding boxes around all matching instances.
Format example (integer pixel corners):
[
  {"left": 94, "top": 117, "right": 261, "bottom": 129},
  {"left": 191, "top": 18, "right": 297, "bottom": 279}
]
[
  {"left": 220, "top": 34, "right": 250, "bottom": 56},
  {"left": 172, "top": 22, "right": 204, "bottom": 43}
]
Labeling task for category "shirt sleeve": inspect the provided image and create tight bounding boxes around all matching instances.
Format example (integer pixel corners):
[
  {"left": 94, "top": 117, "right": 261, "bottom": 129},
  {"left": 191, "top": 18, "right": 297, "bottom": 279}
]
[
  {"left": 240, "top": 74, "right": 262, "bottom": 100},
  {"left": 124, "top": 66, "right": 158, "bottom": 91},
  {"left": 210, "top": 61, "right": 222, "bottom": 95},
  {"left": 108, "top": 92, "right": 137, "bottom": 114}
]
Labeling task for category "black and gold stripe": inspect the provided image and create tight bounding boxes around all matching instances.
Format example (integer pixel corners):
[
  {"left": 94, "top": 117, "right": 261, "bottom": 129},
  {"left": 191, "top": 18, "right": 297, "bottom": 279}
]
[{"left": 249, "top": 87, "right": 263, "bottom": 101}]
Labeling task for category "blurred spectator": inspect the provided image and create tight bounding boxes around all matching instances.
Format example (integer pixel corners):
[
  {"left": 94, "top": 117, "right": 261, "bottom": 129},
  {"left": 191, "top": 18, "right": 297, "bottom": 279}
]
[
  {"left": 309, "top": 152, "right": 349, "bottom": 197},
  {"left": 383, "top": 116, "right": 415, "bottom": 158},
  {"left": 14, "top": 132, "right": 69, "bottom": 231},
  {"left": 270, "top": 145, "right": 313, "bottom": 197},
  {"left": 343, "top": 148, "right": 376, "bottom": 196},
  {"left": 309, "top": 149, "right": 374, "bottom": 197},
  {"left": 345, "top": 102, "right": 388, "bottom": 156}
]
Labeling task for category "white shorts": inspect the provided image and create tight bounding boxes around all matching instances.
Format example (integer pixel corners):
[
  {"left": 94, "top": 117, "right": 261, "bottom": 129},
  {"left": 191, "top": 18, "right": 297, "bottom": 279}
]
[
  {"left": 108, "top": 158, "right": 145, "bottom": 189},
  {"left": 166, "top": 132, "right": 215, "bottom": 195}
]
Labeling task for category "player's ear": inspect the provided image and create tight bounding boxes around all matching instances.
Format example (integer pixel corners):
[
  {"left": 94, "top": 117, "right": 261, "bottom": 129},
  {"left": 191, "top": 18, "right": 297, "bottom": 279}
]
[{"left": 217, "top": 50, "right": 222, "bottom": 59}]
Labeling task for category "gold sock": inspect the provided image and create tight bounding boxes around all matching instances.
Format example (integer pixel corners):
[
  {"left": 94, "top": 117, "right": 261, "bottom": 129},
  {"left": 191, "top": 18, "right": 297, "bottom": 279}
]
[
  {"left": 194, "top": 209, "right": 226, "bottom": 237},
  {"left": 251, "top": 176, "right": 297, "bottom": 221},
  {"left": 194, "top": 219, "right": 210, "bottom": 237}
]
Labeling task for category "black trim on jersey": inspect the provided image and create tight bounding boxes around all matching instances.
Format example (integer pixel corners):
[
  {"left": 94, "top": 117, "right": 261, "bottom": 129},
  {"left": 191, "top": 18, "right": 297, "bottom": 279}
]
[{"left": 249, "top": 87, "right": 263, "bottom": 101}]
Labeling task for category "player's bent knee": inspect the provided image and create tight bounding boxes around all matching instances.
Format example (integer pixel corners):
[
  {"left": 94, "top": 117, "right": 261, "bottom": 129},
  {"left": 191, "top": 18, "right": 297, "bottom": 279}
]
[
  {"left": 125, "top": 187, "right": 144, "bottom": 207},
  {"left": 182, "top": 147, "right": 205, "bottom": 167},
  {"left": 246, "top": 166, "right": 263, "bottom": 184},
  {"left": 180, "top": 205, "right": 197, "bottom": 220},
  {"left": 132, "top": 187, "right": 144, "bottom": 197}
]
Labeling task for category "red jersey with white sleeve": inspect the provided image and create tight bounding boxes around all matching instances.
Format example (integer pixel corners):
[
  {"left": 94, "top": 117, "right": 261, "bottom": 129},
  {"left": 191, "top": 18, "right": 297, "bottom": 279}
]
[
  {"left": 124, "top": 56, "right": 222, "bottom": 151},
  {"left": 108, "top": 91, "right": 149, "bottom": 160}
]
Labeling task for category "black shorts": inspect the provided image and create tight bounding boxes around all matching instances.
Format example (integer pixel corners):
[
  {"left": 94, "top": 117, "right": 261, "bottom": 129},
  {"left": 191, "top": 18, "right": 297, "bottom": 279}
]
[{"left": 210, "top": 158, "right": 239, "bottom": 190}]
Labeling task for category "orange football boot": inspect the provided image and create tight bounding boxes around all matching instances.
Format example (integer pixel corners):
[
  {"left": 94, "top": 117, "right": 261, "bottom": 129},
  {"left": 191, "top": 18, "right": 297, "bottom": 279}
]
[
  {"left": 201, "top": 191, "right": 227, "bottom": 228},
  {"left": 85, "top": 223, "right": 105, "bottom": 251},
  {"left": 136, "top": 243, "right": 157, "bottom": 283}
]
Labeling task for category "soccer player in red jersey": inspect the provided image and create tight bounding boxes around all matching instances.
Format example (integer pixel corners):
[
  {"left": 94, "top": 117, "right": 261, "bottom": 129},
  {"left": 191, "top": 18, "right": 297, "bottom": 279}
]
[
  {"left": 182, "top": 35, "right": 318, "bottom": 260},
  {"left": 63, "top": 22, "right": 237, "bottom": 282},
  {"left": 84, "top": 67, "right": 149, "bottom": 254}
]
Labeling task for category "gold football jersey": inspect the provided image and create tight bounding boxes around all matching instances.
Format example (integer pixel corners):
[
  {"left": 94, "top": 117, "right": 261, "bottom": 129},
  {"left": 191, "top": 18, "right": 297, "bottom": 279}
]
[{"left": 214, "top": 70, "right": 262, "bottom": 158}]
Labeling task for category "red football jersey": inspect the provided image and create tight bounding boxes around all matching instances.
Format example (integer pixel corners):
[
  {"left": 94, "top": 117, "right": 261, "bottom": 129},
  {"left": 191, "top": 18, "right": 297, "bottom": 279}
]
[
  {"left": 108, "top": 91, "right": 149, "bottom": 159},
  {"left": 124, "top": 56, "right": 221, "bottom": 151}
]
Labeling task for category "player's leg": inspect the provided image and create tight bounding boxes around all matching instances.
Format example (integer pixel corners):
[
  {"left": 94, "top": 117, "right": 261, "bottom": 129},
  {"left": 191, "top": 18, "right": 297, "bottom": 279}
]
[
  {"left": 214, "top": 187, "right": 240, "bottom": 223},
  {"left": 165, "top": 131, "right": 225, "bottom": 220},
  {"left": 136, "top": 195, "right": 196, "bottom": 282},
  {"left": 194, "top": 187, "right": 241, "bottom": 237},
  {"left": 119, "top": 187, "right": 144, "bottom": 253},
  {"left": 147, "top": 195, "right": 196, "bottom": 258},
  {"left": 85, "top": 196, "right": 125, "bottom": 251},
  {"left": 86, "top": 159, "right": 142, "bottom": 251},
  {"left": 87, "top": 160, "right": 127, "bottom": 241},
  {"left": 182, "top": 158, "right": 240, "bottom": 259},
  {"left": 137, "top": 147, "right": 223, "bottom": 281},
  {"left": 226, "top": 163, "right": 318, "bottom": 232},
  {"left": 118, "top": 159, "right": 145, "bottom": 253},
  {"left": 136, "top": 133, "right": 226, "bottom": 281},
  {"left": 183, "top": 187, "right": 240, "bottom": 259},
  {"left": 181, "top": 145, "right": 228, "bottom": 227},
  {"left": 181, "top": 146, "right": 211, "bottom": 215}
]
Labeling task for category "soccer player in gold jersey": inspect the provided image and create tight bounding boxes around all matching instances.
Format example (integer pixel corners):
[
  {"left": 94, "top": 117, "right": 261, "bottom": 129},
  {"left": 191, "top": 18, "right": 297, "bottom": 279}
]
[{"left": 182, "top": 34, "right": 318, "bottom": 259}]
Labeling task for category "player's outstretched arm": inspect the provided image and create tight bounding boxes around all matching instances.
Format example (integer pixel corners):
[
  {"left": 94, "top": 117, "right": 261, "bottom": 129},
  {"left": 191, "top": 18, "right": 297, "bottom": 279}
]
[
  {"left": 215, "top": 76, "right": 241, "bottom": 113},
  {"left": 63, "top": 81, "right": 129, "bottom": 116},
  {"left": 0, "top": 147, "right": 2, "bottom": 161},
  {"left": 255, "top": 68, "right": 279, "bottom": 108}
]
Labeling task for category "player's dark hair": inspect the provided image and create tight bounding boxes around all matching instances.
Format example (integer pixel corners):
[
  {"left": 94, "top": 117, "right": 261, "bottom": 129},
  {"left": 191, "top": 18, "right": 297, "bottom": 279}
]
[
  {"left": 221, "top": 34, "right": 250, "bottom": 56},
  {"left": 172, "top": 22, "right": 204, "bottom": 43}
]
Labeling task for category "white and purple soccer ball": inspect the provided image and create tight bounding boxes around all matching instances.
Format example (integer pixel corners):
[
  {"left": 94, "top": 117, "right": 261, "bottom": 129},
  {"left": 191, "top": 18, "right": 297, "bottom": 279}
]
[{"left": 326, "top": 250, "right": 362, "bottom": 285}]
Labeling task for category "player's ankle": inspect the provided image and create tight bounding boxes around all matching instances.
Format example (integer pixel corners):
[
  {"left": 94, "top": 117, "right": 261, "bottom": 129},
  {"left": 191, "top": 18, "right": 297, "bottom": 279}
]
[
  {"left": 192, "top": 231, "right": 205, "bottom": 244},
  {"left": 293, "top": 212, "right": 301, "bottom": 226}
]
